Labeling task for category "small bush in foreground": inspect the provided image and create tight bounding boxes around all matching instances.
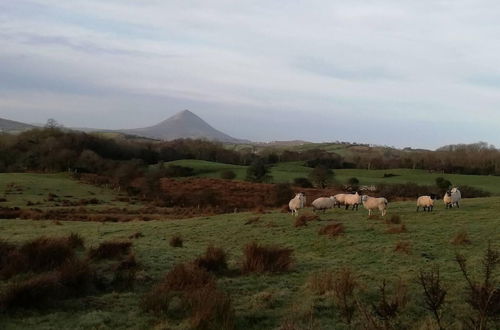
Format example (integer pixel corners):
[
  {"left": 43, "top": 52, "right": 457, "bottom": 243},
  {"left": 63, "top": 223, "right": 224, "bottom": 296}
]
[
  {"left": 332, "top": 268, "right": 358, "bottom": 324},
  {"left": 194, "top": 246, "right": 228, "bottom": 273},
  {"left": 418, "top": 267, "right": 447, "bottom": 330},
  {"left": 318, "top": 223, "right": 345, "bottom": 238},
  {"left": 455, "top": 244, "right": 499, "bottom": 329},
  {"left": 241, "top": 242, "right": 293, "bottom": 274},
  {"left": 128, "top": 232, "right": 144, "bottom": 239},
  {"left": 88, "top": 240, "right": 132, "bottom": 260},
  {"left": 169, "top": 235, "right": 183, "bottom": 247}
]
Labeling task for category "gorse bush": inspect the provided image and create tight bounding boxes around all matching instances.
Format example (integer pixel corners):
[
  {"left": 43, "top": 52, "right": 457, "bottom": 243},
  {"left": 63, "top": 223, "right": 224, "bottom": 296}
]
[{"left": 88, "top": 240, "right": 132, "bottom": 260}]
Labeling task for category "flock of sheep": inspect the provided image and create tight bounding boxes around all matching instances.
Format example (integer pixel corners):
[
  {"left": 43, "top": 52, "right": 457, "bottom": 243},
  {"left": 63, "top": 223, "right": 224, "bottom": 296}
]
[{"left": 288, "top": 187, "right": 462, "bottom": 217}]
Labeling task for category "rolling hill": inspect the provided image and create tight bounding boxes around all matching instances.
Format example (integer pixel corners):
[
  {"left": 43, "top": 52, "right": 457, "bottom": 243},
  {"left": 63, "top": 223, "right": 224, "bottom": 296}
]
[{"left": 0, "top": 117, "right": 36, "bottom": 133}]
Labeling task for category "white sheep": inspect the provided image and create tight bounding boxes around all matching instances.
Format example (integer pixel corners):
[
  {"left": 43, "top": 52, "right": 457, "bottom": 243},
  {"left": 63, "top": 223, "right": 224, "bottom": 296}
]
[
  {"left": 443, "top": 187, "right": 461, "bottom": 209},
  {"left": 312, "top": 196, "right": 337, "bottom": 213},
  {"left": 416, "top": 196, "right": 434, "bottom": 212},
  {"left": 289, "top": 192, "right": 306, "bottom": 216},
  {"left": 333, "top": 193, "right": 346, "bottom": 208},
  {"left": 361, "top": 195, "right": 388, "bottom": 216},
  {"left": 344, "top": 192, "right": 361, "bottom": 210}
]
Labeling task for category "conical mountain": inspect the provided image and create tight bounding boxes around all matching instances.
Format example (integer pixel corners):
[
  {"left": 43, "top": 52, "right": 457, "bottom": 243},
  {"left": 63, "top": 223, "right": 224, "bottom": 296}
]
[{"left": 120, "top": 110, "right": 245, "bottom": 143}]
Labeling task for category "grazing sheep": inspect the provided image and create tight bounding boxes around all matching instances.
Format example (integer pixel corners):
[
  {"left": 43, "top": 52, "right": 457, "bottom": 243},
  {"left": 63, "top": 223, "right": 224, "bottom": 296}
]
[
  {"left": 289, "top": 192, "right": 306, "bottom": 216},
  {"left": 361, "top": 195, "right": 388, "bottom": 216},
  {"left": 333, "top": 193, "right": 346, "bottom": 208},
  {"left": 444, "top": 187, "right": 461, "bottom": 209},
  {"left": 344, "top": 192, "right": 361, "bottom": 210},
  {"left": 416, "top": 195, "right": 434, "bottom": 212},
  {"left": 312, "top": 196, "right": 337, "bottom": 213}
]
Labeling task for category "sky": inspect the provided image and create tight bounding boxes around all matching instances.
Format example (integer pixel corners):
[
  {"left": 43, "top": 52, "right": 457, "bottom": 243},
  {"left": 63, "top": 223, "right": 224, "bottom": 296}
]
[{"left": 1, "top": 0, "right": 500, "bottom": 149}]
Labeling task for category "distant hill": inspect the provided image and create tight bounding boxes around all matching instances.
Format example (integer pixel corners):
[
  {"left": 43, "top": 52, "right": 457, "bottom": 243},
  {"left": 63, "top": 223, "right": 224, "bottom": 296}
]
[
  {"left": 120, "top": 110, "right": 247, "bottom": 143},
  {"left": 0, "top": 118, "right": 36, "bottom": 133}
]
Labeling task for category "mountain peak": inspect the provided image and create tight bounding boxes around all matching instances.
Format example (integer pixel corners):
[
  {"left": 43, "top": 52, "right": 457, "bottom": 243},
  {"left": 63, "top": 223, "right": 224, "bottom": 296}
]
[{"left": 121, "top": 110, "right": 247, "bottom": 143}]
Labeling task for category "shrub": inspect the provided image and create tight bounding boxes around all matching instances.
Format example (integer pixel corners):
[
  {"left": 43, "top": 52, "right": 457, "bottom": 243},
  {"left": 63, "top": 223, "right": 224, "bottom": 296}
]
[
  {"left": 246, "top": 158, "right": 272, "bottom": 183},
  {"left": 451, "top": 230, "right": 471, "bottom": 245},
  {"left": 164, "top": 165, "right": 194, "bottom": 177},
  {"left": 308, "top": 166, "right": 334, "bottom": 188},
  {"left": 169, "top": 235, "right": 183, "bottom": 247},
  {"left": 318, "top": 223, "right": 345, "bottom": 238},
  {"left": 455, "top": 244, "right": 499, "bottom": 329},
  {"left": 274, "top": 183, "right": 295, "bottom": 206},
  {"left": 194, "top": 246, "right": 228, "bottom": 273},
  {"left": 112, "top": 253, "right": 139, "bottom": 290},
  {"left": 293, "top": 177, "right": 313, "bottom": 188},
  {"left": 418, "top": 267, "right": 447, "bottom": 330},
  {"left": 241, "top": 242, "right": 293, "bottom": 273},
  {"left": 57, "top": 259, "right": 94, "bottom": 295},
  {"left": 332, "top": 268, "right": 358, "bottom": 324},
  {"left": 0, "top": 273, "right": 63, "bottom": 310},
  {"left": 88, "top": 240, "right": 132, "bottom": 260},
  {"left": 67, "top": 233, "right": 85, "bottom": 249},
  {"left": 371, "top": 279, "right": 408, "bottom": 325},
  {"left": 307, "top": 270, "right": 335, "bottom": 295},
  {"left": 220, "top": 170, "right": 236, "bottom": 180},
  {"left": 142, "top": 263, "right": 215, "bottom": 315},
  {"left": 16, "top": 236, "right": 76, "bottom": 274}
]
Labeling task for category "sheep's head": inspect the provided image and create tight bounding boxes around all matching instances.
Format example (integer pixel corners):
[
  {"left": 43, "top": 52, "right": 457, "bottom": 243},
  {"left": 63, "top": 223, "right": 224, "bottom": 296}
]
[{"left": 361, "top": 195, "right": 369, "bottom": 202}]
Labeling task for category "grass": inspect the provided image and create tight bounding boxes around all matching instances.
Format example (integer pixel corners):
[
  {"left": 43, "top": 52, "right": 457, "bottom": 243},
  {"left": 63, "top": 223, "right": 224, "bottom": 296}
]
[
  {"left": 163, "top": 160, "right": 500, "bottom": 195},
  {"left": 0, "top": 173, "right": 137, "bottom": 209},
  {"left": 0, "top": 195, "right": 499, "bottom": 329}
]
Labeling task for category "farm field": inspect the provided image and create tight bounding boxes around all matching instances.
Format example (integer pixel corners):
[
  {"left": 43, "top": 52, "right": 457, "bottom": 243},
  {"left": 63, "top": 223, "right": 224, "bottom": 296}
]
[
  {"left": 0, "top": 173, "right": 137, "bottom": 209},
  {"left": 1, "top": 189, "right": 499, "bottom": 329},
  {"left": 166, "top": 160, "right": 500, "bottom": 195}
]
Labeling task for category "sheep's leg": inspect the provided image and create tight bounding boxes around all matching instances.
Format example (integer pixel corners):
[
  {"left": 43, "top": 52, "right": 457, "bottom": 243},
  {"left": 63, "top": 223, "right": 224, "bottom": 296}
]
[
  {"left": 416, "top": 206, "right": 419, "bottom": 212},
  {"left": 456, "top": 202, "right": 460, "bottom": 208},
  {"left": 345, "top": 204, "right": 349, "bottom": 210},
  {"left": 368, "top": 209, "right": 372, "bottom": 216},
  {"left": 382, "top": 209, "right": 386, "bottom": 217}
]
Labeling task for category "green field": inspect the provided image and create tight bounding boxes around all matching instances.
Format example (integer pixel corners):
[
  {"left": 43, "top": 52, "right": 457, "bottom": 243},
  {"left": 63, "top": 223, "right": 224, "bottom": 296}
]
[
  {"left": 0, "top": 173, "right": 134, "bottom": 209},
  {"left": 1, "top": 195, "right": 499, "bottom": 328},
  {"left": 166, "top": 160, "right": 500, "bottom": 195}
]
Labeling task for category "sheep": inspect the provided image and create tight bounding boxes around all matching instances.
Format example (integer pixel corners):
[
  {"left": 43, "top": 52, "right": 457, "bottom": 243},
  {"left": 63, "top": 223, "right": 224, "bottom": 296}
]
[
  {"left": 344, "top": 192, "right": 361, "bottom": 210},
  {"left": 361, "top": 195, "right": 388, "bottom": 216},
  {"left": 416, "top": 195, "right": 434, "bottom": 212},
  {"left": 333, "top": 193, "right": 346, "bottom": 208},
  {"left": 443, "top": 187, "right": 461, "bottom": 209},
  {"left": 289, "top": 192, "right": 306, "bottom": 216},
  {"left": 312, "top": 196, "right": 337, "bottom": 213}
]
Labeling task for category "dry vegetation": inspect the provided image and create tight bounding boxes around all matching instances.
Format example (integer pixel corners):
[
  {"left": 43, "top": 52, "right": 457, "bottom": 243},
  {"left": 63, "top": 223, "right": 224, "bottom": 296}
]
[
  {"left": 318, "top": 222, "right": 345, "bottom": 238},
  {"left": 241, "top": 242, "right": 294, "bottom": 274}
]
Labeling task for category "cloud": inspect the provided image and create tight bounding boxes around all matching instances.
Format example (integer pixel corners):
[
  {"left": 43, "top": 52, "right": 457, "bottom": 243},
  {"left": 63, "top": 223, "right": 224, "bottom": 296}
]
[{"left": 1, "top": 0, "right": 500, "bottom": 148}]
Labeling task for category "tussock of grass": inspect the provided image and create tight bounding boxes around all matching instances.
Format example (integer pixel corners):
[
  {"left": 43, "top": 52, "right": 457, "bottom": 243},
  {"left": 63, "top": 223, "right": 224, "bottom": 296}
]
[
  {"left": 451, "top": 230, "right": 471, "bottom": 245},
  {"left": 88, "top": 240, "right": 132, "bottom": 260},
  {"left": 194, "top": 246, "right": 228, "bottom": 273},
  {"left": 241, "top": 242, "right": 293, "bottom": 273},
  {"left": 318, "top": 223, "right": 345, "bottom": 238},
  {"left": 169, "top": 235, "right": 183, "bottom": 248}
]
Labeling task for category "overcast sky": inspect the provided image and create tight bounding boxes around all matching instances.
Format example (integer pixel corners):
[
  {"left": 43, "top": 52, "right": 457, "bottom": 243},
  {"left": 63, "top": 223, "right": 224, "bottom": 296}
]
[{"left": 1, "top": 1, "right": 500, "bottom": 149}]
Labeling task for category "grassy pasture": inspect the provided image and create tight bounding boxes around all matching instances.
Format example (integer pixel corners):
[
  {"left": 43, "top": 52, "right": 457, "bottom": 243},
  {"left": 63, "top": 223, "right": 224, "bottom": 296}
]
[
  {"left": 166, "top": 159, "right": 500, "bottom": 195},
  {"left": 0, "top": 173, "right": 135, "bottom": 209},
  {"left": 1, "top": 195, "right": 499, "bottom": 329}
]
